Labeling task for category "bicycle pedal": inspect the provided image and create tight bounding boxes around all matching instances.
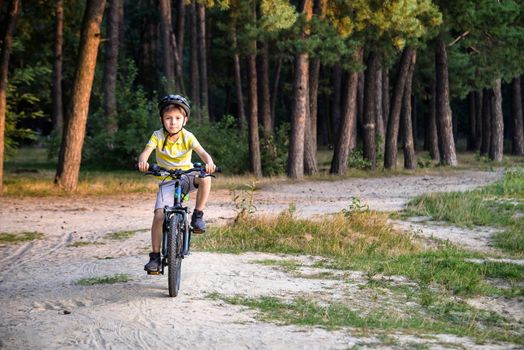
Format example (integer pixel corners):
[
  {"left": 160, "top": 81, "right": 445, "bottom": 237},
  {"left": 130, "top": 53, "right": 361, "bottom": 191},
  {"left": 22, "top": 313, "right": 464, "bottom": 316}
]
[{"left": 147, "top": 271, "right": 161, "bottom": 275}]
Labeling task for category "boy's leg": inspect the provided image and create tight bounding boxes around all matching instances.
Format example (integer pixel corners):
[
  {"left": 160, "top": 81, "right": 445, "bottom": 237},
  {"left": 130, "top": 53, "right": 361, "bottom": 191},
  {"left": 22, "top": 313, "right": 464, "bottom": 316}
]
[
  {"left": 192, "top": 176, "right": 211, "bottom": 232},
  {"left": 151, "top": 209, "right": 164, "bottom": 252},
  {"left": 194, "top": 176, "right": 211, "bottom": 211},
  {"left": 145, "top": 209, "right": 164, "bottom": 272}
]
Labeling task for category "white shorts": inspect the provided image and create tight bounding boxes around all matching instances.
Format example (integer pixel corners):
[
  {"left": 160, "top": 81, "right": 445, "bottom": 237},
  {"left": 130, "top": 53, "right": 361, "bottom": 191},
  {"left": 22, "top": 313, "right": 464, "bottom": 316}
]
[{"left": 154, "top": 175, "right": 198, "bottom": 210}]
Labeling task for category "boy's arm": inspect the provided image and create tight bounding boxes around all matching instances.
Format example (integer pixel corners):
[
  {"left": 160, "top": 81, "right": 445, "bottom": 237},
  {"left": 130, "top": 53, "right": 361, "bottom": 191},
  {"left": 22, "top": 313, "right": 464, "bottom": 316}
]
[
  {"left": 194, "top": 145, "right": 216, "bottom": 174},
  {"left": 137, "top": 145, "right": 155, "bottom": 172}
]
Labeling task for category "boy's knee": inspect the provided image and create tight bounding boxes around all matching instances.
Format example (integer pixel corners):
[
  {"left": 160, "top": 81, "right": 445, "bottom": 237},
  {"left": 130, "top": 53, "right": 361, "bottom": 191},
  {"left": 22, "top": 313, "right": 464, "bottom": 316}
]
[
  {"left": 153, "top": 209, "right": 164, "bottom": 222},
  {"left": 195, "top": 175, "right": 211, "bottom": 187}
]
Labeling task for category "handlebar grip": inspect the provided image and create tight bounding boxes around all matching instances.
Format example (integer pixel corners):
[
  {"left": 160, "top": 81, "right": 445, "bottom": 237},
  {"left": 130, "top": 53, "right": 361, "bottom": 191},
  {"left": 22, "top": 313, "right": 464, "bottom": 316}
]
[
  {"left": 215, "top": 166, "right": 222, "bottom": 173},
  {"left": 149, "top": 163, "right": 161, "bottom": 172}
]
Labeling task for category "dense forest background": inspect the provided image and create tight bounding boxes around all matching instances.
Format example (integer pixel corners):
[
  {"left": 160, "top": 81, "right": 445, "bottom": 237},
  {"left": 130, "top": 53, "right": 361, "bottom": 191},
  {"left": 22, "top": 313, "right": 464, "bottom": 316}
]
[{"left": 1, "top": 0, "right": 524, "bottom": 191}]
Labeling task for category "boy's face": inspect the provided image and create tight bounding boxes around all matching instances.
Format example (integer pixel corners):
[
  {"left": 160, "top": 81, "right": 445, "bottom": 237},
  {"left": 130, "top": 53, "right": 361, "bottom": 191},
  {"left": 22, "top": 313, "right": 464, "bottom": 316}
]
[{"left": 162, "top": 107, "right": 187, "bottom": 134}]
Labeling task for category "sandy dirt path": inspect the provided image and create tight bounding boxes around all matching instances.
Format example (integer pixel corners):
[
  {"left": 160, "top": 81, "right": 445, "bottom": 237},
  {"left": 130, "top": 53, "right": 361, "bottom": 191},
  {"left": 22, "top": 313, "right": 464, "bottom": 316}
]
[{"left": 1, "top": 169, "right": 522, "bottom": 349}]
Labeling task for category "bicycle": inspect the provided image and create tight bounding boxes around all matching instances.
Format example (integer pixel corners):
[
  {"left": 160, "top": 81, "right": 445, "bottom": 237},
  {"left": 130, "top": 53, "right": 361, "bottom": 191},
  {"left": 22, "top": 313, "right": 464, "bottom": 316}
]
[{"left": 140, "top": 162, "right": 220, "bottom": 297}]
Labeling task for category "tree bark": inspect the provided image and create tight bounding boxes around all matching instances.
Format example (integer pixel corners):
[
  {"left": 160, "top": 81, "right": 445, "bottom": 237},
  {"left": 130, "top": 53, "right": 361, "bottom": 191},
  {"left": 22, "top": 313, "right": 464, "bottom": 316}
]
[
  {"left": 363, "top": 52, "right": 379, "bottom": 169},
  {"left": 287, "top": 53, "right": 309, "bottom": 179},
  {"left": 197, "top": 3, "right": 209, "bottom": 120},
  {"left": 467, "top": 91, "right": 477, "bottom": 151},
  {"left": 287, "top": 0, "right": 312, "bottom": 179},
  {"left": 247, "top": 54, "right": 262, "bottom": 176},
  {"left": 0, "top": 0, "right": 21, "bottom": 193},
  {"left": 428, "top": 80, "right": 440, "bottom": 161},
  {"left": 402, "top": 50, "right": 417, "bottom": 169},
  {"left": 304, "top": 57, "right": 320, "bottom": 175},
  {"left": 55, "top": 0, "right": 106, "bottom": 192},
  {"left": 384, "top": 47, "right": 414, "bottom": 169},
  {"left": 270, "top": 56, "right": 282, "bottom": 128},
  {"left": 376, "top": 67, "right": 385, "bottom": 156},
  {"left": 489, "top": 78, "right": 504, "bottom": 162},
  {"left": 480, "top": 88, "right": 491, "bottom": 155},
  {"left": 435, "top": 38, "right": 457, "bottom": 166},
  {"left": 382, "top": 68, "right": 390, "bottom": 129},
  {"left": 159, "top": 0, "right": 176, "bottom": 92},
  {"left": 331, "top": 64, "right": 342, "bottom": 141},
  {"left": 52, "top": 0, "right": 64, "bottom": 134},
  {"left": 330, "top": 49, "right": 362, "bottom": 174},
  {"left": 189, "top": 0, "right": 200, "bottom": 117},
  {"left": 259, "top": 40, "right": 272, "bottom": 135},
  {"left": 103, "top": 0, "right": 121, "bottom": 135},
  {"left": 303, "top": 0, "right": 325, "bottom": 175},
  {"left": 232, "top": 31, "right": 245, "bottom": 130},
  {"left": 475, "top": 90, "right": 483, "bottom": 149},
  {"left": 175, "top": 0, "right": 185, "bottom": 61},
  {"left": 511, "top": 77, "right": 524, "bottom": 155}
]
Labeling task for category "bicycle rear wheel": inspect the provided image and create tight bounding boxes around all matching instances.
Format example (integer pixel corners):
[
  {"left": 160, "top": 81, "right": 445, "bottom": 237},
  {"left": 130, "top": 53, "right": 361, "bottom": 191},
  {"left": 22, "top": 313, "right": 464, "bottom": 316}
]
[{"left": 167, "top": 214, "right": 184, "bottom": 297}]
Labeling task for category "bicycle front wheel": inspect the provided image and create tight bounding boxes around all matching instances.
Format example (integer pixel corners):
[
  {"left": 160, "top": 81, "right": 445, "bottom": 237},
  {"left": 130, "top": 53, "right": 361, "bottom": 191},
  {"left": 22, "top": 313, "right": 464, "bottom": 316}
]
[{"left": 167, "top": 214, "right": 184, "bottom": 297}]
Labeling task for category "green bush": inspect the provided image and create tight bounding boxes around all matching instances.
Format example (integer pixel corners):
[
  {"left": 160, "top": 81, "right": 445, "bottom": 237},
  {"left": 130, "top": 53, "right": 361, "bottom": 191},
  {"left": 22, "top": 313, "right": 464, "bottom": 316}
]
[
  {"left": 260, "top": 123, "right": 289, "bottom": 176},
  {"left": 189, "top": 115, "right": 249, "bottom": 174},
  {"left": 82, "top": 61, "right": 158, "bottom": 169}
]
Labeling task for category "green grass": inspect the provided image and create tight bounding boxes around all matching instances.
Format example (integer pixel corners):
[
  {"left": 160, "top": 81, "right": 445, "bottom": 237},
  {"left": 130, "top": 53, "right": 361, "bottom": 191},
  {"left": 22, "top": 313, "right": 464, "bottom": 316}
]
[
  {"left": 4, "top": 146, "right": 524, "bottom": 197},
  {"left": 74, "top": 274, "right": 132, "bottom": 286},
  {"left": 0, "top": 231, "right": 44, "bottom": 244},
  {"left": 403, "top": 167, "right": 524, "bottom": 255},
  {"left": 195, "top": 210, "right": 523, "bottom": 298},
  {"left": 209, "top": 293, "right": 522, "bottom": 344},
  {"left": 68, "top": 241, "right": 105, "bottom": 247},
  {"left": 105, "top": 229, "right": 144, "bottom": 240},
  {"left": 195, "top": 209, "right": 420, "bottom": 258}
]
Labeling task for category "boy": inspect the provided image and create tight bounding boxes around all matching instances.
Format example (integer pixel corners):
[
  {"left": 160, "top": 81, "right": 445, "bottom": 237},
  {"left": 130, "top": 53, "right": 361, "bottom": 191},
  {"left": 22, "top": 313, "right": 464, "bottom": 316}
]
[{"left": 137, "top": 94, "right": 216, "bottom": 273}]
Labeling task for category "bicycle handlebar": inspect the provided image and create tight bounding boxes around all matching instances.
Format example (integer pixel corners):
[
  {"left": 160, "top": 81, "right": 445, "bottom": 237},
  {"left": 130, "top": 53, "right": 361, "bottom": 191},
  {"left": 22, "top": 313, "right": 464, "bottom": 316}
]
[{"left": 135, "top": 162, "right": 222, "bottom": 178}]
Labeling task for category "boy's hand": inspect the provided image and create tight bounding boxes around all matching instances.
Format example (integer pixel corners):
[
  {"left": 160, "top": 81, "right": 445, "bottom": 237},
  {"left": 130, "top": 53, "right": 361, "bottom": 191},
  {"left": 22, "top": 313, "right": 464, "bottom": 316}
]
[
  {"left": 205, "top": 163, "right": 216, "bottom": 174},
  {"left": 138, "top": 161, "right": 149, "bottom": 173}
]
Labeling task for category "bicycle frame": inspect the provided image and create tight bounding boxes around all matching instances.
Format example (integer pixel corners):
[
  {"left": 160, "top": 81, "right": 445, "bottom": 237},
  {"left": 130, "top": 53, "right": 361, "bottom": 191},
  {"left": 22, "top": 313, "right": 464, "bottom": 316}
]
[{"left": 160, "top": 179, "right": 192, "bottom": 273}]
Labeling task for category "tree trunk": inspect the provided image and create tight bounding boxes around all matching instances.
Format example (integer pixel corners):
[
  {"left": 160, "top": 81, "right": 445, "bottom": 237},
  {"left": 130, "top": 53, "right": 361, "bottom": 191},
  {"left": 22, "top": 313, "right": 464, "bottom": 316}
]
[
  {"left": 357, "top": 71, "right": 365, "bottom": 131},
  {"left": 103, "top": 0, "right": 121, "bottom": 135},
  {"left": 382, "top": 68, "right": 390, "bottom": 129},
  {"left": 511, "top": 77, "right": 524, "bottom": 155},
  {"left": 467, "top": 91, "right": 477, "bottom": 151},
  {"left": 139, "top": 1, "right": 156, "bottom": 96},
  {"left": 52, "top": 0, "right": 64, "bottom": 134},
  {"left": 175, "top": 0, "right": 185, "bottom": 61},
  {"left": 259, "top": 40, "right": 271, "bottom": 135},
  {"left": 384, "top": 47, "right": 414, "bottom": 169},
  {"left": 331, "top": 64, "right": 342, "bottom": 141},
  {"left": 428, "top": 80, "right": 440, "bottom": 161},
  {"left": 376, "top": 67, "right": 385, "bottom": 156},
  {"left": 304, "top": 57, "right": 320, "bottom": 175},
  {"left": 480, "top": 88, "right": 491, "bottom": 155},
  {"left": 55, "top": 0, "right": 106, "bottom": 192},
  {"left": 189, "top": 0, "right": 200, "bottom": 117},
  {"left": 232, "top": 31, "right": 245, "bottom": 130},
  {"left": 303, "top": 0, "right": 325, "bottom": 175},
  {"left": 475, "top": 90, "right": 483, "bottom": 149},
  {"left": 197, "top": 3, "right": 209, "bottom": 120},
  {"left": 159, "top": 0, "right": 175, "bottom": 92},
  {"left": 247, "top": 54, "right": 262, "bottom": 176},
  {"left": 287, "top": 53, "right": 309, "bottom": 179},
  {"left": 288, "top": 0, "right": 313, "bottom": 179},
  {"left": 435, "top": 38, "right": 457, "bottom": 166},
  {"left": 330, "top": 49, "right": 362, "bottom": 174},
  {"left": 402, "top": 49, "right": 417, "bottom": 169},
  {"left": 0, "top": 0, "right": 21, "bottom": 193},
  {"left": 270, "top": 56, "right": 282, "bottom": 128},
  {"left": 489, "top": 78, "right": 504, "bottom": 162},
  {"left": 363, "top": 52, "right": 379, "bottom": 169}
]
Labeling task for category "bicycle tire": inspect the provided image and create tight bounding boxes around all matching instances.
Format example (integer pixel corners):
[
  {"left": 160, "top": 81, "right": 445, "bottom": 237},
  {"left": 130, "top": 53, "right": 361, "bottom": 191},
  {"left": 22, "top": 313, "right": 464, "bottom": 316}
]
[{"left": 167, "top": 214, "right": 183, "bottom": 297}]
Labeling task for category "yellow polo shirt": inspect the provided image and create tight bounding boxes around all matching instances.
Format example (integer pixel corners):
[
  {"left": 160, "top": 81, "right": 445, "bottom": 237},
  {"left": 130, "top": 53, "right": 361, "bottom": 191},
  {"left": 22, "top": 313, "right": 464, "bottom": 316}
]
[{"left": 146, "top": 128, "right": 201, "bottom": 170}]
